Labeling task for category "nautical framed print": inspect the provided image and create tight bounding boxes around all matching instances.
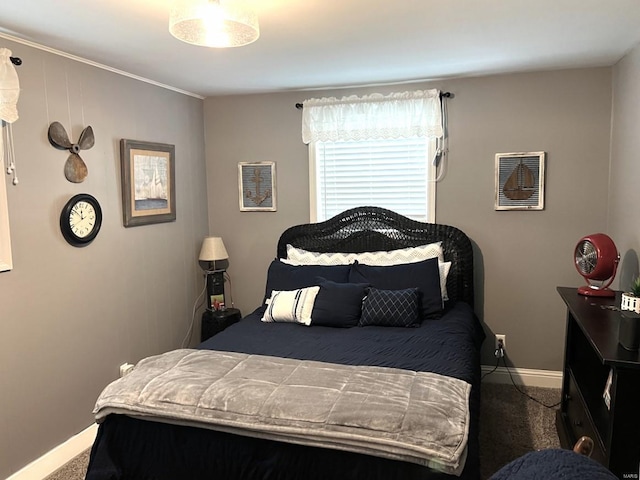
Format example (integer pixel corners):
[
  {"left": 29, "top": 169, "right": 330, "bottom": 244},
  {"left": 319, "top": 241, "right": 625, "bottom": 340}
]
[
  {"left": 120, "top": 139, "right": 176, "bottom": 227},
  {"left": 495, "top": 151, "right": 545, "bottom": 211},
  {"left": 238, "top": 161, "right": 277, "bottom": 212}
]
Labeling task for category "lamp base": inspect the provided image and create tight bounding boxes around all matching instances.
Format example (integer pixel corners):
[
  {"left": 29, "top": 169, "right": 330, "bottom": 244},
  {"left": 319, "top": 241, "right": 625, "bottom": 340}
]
[
  {"left": 206, "top": 270, "right": 226, "bottom": 310},
  {"left": 577, "top": 285, "right": 615, "bottom": 297}
]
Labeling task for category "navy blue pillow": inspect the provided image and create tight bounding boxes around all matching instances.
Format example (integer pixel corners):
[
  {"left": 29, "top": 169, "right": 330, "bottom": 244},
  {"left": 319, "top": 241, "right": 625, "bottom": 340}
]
[
  {"left": 263, "top": 260, "right": 350, "bottom": 303},
  {"left": 359, "top": 287, "right": 420, "bottom": 327},
  {"left": 311, "top": 278, "right": 369, "bottom": 327},
  {"left": 349, "top": 258, "right": 443, "bottom": 319}
]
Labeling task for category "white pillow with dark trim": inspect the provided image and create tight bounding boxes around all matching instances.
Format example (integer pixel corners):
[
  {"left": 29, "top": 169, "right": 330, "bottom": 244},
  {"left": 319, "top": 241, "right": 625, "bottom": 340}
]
[{"left": 261, "top": 286, "right": 320, "bottom": 326}]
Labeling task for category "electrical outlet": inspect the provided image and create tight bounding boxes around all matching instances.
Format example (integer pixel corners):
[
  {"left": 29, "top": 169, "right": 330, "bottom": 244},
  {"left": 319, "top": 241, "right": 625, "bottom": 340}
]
[{"left": 495, "top": 334, "right": 506, "bottom": 352}]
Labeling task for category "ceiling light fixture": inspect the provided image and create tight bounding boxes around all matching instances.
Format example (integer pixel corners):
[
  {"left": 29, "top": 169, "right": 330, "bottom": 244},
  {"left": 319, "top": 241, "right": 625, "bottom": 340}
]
[{"left": 169, "top": 0, "right": 259, "bottom": 48}]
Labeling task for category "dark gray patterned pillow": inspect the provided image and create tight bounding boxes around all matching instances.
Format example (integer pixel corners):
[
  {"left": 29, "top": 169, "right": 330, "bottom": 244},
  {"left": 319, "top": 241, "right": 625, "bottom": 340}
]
[{"left": 359, "top": 287, "right": 420, "bottom": 327}]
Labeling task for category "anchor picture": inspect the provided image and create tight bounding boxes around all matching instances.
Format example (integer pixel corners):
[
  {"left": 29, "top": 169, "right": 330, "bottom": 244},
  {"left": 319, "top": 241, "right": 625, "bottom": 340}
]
[
  {"left": 495, "top": 152, "right": 545, "bottom": 211},
  {"left": 238, "top": 162, "right": 277, "bottom": 212}
]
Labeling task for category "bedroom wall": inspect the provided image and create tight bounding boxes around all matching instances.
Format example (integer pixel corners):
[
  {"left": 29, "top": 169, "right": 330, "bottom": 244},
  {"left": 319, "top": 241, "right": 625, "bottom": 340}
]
[
  {"left": 203, "top": 67, "right": 612, "bottom": 372},
  {"left": 0, "top": 39, "right": 208, "bottom": 477},
  {"left": 609, "top": 42, "right": 640, "bottom": 290}
]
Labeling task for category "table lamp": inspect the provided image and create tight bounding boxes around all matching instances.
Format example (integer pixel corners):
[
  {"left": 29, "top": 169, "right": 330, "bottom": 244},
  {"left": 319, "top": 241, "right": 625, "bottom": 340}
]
[{"left": 199, "top": 236, "right": 229, "bottom": 311}]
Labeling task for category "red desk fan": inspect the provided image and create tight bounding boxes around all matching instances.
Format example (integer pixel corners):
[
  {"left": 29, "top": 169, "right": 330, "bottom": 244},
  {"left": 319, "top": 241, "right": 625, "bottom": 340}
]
[{"left": 574, "top": 233, "right": 620, "bottom": 297}]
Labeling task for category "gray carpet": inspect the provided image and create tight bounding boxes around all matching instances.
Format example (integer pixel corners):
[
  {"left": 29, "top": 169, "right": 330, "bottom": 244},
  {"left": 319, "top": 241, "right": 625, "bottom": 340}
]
[{"left": 44, "top": 382, "right": 561, "bottom": 480}]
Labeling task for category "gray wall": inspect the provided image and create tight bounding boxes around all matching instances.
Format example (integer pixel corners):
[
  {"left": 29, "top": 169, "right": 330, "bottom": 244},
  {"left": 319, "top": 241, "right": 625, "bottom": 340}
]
[
  {"left": 204, "top": 67, "right": 612, "bottom": 372},
  {"left": 609, "top": 42, "right": 640, "bottom": 290},
  {"left": 0, "top": 39, "right": 208, "bottom": 477}
]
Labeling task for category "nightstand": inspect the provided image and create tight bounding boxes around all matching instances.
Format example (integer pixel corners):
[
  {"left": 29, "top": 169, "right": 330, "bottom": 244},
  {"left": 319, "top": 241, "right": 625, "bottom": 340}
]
[
  {"left": 556, "top": 287, "right": 640, "bottom": 478},
  {"left": 200, "top": 308, "right": 242, "bottom": 342}
]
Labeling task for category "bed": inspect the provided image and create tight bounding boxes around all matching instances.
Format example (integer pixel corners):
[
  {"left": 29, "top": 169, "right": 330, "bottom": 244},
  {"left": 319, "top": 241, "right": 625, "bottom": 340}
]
[{"left": 85, "top": 206, "right": 485, "bottom": 480}]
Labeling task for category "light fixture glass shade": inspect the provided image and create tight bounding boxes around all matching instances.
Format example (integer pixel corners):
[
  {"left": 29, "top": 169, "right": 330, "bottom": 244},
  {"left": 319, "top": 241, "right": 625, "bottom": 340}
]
[{"left": 169, "top": 0, "right": 259, "bottom": 48}]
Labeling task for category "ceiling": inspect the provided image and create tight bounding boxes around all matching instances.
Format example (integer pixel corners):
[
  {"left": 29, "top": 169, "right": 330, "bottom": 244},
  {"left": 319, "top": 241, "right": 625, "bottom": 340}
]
[{"left": 2, "top": 0, "right": 640, "bottom": 98}]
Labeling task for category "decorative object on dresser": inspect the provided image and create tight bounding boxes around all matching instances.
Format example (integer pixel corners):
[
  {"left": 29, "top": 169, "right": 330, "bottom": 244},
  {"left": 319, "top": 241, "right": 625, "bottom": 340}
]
[
  {"left": 120, "top": 139, "right": 175, "bottom": 227},
  {"left": 574, "top": 233, "right": 619, "bottom": 297},
  {"left": 494, "top": 151, "right": 545, "bottom": 210},
  {"left": 556, "top": 287, "right": 640, "bottom": 479},
  {"left": 238, "top": 161, "right": 276, "bottom": 211},
  {"left": 59, "top": 193, "right": 102, "bottom": 247},
  {"left": 619, "top": 311, "right": 640, "bottom": 351},
  {"left": 621, "top": 276, "right": 640, "bottom": 314},
  {"left": 198, "top": 236, "right": 229, "bottom": 310},
  {"left": 47, "top": 121, "right": 95, "bottom": 183},
  {"left": 620, "top": 277, "right": 640, "bottom": 351}
]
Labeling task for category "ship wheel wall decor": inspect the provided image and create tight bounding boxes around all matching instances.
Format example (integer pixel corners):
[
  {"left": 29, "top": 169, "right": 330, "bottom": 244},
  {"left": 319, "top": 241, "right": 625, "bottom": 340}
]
[
  {"left": 495, "top": 151, "right": 545, "bottom": 211},
  {"left": 48, "top": 121, "right": 95, "bottom": 183}
]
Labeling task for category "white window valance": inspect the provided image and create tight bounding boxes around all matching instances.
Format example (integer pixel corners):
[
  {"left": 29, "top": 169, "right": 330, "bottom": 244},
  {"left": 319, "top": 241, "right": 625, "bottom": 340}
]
[{"left": 301, "top": 89, "right": 442, "bottom": 144}]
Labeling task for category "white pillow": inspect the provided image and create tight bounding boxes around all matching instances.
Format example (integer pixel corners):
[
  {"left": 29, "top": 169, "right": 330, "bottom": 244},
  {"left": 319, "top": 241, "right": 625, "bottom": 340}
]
[
  {"left": 285, "top": 242, "right": 444, "bottom": 266},
  {"left": 261, "top": 286, "right": 320, "bottom": 326},
  {"left": 284, "top": 243, "right": 451, "bottom": 301},
  {"left": 439, "top": 261, "right": 452, "bottom": 301}
]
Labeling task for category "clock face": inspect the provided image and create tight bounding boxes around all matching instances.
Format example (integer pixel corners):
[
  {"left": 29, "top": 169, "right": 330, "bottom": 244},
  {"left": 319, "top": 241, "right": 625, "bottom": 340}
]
[
  {"left": 60, "top": 194, "right": 102, "bottom": 247},
  {"left": 70, "top": 201, "right": 96, "bottom": 238}
]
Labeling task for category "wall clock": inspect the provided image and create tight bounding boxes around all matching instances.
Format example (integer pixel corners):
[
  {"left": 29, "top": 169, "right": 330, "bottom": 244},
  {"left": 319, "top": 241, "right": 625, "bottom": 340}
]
[{"left": 60, "top": 193, "right": 102, "bottom": 247}]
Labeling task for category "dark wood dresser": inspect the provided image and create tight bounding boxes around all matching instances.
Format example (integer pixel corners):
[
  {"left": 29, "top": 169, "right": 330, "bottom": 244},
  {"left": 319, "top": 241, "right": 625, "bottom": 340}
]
[{"left": 556, "top": 287, "right": 640, "bottom": 478}]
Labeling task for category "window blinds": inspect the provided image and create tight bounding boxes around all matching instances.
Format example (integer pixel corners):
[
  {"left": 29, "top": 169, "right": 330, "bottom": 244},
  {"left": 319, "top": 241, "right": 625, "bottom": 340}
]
[{"left": 314, "top": 137, "right": 432, "bottom": 222}]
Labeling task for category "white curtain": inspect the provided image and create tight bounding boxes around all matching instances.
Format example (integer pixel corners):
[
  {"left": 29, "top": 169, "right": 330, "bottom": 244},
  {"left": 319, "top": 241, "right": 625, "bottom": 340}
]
[
  {"left": 0, "top": 48, "right": 20, "bottom": 185},
  {"left": 301, "top": 89, "right": 442, "bottom": 144}
]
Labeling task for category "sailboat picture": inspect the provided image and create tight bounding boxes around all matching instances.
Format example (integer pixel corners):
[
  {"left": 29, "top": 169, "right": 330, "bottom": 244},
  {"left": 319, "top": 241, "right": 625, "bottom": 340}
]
[
  {"left": 120, "top": 139, "right": 176, "bottom": 227},
  {"left": 495, "top": 152, "right": 545, "bottom": 210},
  {"left": 134, "top": 156, "right": 168, "bottom": 208}
]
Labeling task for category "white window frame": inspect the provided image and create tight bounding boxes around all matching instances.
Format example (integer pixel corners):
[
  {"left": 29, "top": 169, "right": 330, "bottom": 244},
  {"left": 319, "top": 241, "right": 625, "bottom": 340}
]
[{"left": 309, "top": 138, "right": 437, "bottom": 223}]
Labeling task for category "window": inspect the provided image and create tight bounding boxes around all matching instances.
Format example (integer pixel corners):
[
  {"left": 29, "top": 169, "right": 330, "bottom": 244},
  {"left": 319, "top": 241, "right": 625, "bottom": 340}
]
[
  {"left": 310, "top": 137, "right": 435, "bottom": 222},
  {"left": 302, "top": 90, "right": 442, "bottom": 223}
]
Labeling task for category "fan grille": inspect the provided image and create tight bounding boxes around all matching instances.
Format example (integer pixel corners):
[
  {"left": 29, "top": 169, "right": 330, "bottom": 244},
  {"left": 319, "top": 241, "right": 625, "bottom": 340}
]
[{"left": 575, "top": 240, "right": 598, "bottom": 275}]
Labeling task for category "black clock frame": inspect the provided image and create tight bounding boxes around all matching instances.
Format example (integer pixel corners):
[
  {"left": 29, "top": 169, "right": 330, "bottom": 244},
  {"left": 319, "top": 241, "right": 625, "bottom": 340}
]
[{"left": 60, "top": 193, "right": 102, "bottom": 247}]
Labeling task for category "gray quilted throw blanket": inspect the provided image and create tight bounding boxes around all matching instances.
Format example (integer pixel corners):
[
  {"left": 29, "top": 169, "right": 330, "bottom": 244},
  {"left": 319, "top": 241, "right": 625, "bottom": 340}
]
[{"left": 94, "top": 349, "right": 471, "bottom": 476}]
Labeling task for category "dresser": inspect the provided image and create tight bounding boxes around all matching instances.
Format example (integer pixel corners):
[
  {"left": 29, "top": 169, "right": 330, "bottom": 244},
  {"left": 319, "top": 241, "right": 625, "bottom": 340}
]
[{"left": 556, "top": 287, "right": 640, "bottom": 478}]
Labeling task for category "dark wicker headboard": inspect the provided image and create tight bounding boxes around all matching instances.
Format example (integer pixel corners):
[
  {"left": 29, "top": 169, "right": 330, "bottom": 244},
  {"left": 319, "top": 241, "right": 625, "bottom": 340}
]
[{"left": 277, "top": 206, "right": 474, "bottom": 307}]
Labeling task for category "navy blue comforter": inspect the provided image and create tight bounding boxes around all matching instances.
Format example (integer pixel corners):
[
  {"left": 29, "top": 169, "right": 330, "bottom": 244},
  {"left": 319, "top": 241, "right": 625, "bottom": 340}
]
[{"left": 200, "top": 301, "right": 483, "bottom": 382}]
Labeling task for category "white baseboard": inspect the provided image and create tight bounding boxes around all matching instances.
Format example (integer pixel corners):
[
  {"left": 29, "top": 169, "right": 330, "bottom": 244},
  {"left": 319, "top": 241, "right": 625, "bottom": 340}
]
[
  {"left": 5, "top": 423, "right": 97, "bottom": 480},
  {"left": 481, "top": 365, "right": 563, "bottom": 389}
]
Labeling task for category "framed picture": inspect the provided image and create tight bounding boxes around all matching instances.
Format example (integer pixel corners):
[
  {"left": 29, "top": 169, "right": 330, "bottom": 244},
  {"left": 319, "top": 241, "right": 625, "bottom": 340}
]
[
  {"left": 238, "top": 162, "right": 277, "bottom": 212},
  {"left": 495, "top": 151, "right": 545, "bottom": 211},
  {"left": 120, "top": 139, "right": 176, "bottom": 227}
]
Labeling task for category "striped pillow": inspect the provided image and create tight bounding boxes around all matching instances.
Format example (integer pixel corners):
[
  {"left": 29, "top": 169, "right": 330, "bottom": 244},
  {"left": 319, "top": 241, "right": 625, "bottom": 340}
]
[{"left": 261, "top": 286, "right": 320, "bottom": 326}]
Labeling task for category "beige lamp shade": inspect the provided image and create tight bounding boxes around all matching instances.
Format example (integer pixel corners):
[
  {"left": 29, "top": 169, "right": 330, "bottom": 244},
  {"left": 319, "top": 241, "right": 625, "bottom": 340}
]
[
  {"left": 169, "top": 0, "right": 259, "bottom": 48},
  {"left": 199, "top": 236, "right": 229, "bottom": 272},
  {"left": 199, "top": 236, "right": 228, "bottom": 261}
]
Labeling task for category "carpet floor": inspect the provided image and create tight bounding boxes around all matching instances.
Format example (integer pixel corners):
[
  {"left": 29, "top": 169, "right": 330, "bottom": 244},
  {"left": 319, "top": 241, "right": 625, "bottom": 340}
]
[{"left": 45, "top": 382, "right": 561, "bottom": 480}]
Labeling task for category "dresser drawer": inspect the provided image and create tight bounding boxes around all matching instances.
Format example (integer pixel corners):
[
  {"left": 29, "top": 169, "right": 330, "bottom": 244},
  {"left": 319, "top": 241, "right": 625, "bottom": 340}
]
[{"left": 566, "top": 372, "right": 606, "bottom": 465}]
